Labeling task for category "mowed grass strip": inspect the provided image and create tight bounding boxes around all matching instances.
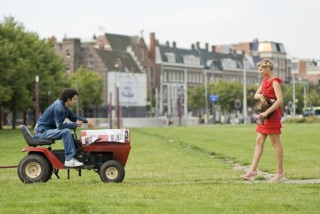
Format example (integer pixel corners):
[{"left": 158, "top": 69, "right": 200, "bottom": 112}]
[
  {"left": 137, "top": 123, "right": 320, "bottom": 179},
  {"left": 0, "top": 124, "right": 320, "bottom": 213}
]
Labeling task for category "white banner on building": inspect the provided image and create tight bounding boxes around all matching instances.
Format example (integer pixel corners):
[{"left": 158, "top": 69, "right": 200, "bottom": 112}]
[{"left": 108, "top": 72, "right": 147, "bottom": 106}]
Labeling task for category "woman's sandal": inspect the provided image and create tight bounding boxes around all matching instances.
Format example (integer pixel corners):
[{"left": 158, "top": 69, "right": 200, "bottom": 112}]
[
  {"left": 269, "top": 173, "right": 285, "bottom": 182},
  {"left": 241, "top": 172, "right": 258, "bottom": 181}
]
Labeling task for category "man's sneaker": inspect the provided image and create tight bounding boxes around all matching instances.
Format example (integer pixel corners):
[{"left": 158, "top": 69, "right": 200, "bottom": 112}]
[{"left": 64, "top": 158, "right": 84, "bottom": 167}]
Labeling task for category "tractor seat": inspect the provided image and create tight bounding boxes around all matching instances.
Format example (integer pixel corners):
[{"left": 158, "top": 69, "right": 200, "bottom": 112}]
[{"left": 19, "top": 125, "right": 54, "bottom": 146}]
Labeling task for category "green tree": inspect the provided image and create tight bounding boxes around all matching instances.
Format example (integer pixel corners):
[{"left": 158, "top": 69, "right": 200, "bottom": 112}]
[
  {"left": 0, "top": 17, "right": 66, "bottom": 129},
  {"left": 188, "top": 80, "right": 246, "bottom": 115},
  {"left": 188, "top": 84, "right": 205, "bottom": 109},
  {"left": 214, "top": 80, "right": 243, "bottom": 113},
  {"left": 68, "top": 67, "right": 103, "bottom": 116},
  {"left": 282, "top": 83, "right": 307, "bottom": 114}
]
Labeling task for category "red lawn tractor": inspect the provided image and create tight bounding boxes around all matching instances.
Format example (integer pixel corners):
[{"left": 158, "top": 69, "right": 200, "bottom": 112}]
[{"left": 17, "top": 125, "right": 131, "bottom": 184}]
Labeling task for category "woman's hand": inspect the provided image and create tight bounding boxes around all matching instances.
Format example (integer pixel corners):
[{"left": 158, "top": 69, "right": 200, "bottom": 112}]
[
  {"left": 258, "top": 111, "right": 268, "bottom": 119},
  {"left": 259, "top": 94, "right": 267, "bottom": 104}
]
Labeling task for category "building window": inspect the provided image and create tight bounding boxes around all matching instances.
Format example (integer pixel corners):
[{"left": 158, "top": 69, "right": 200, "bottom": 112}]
[
  {"left": 221, "top": 59, "right": 237, "bottom": 69},
  {"left": 188, "top": 72, "right": 192, "bottom": 83},
  {"left": 88, "top": 54, "right": 94, "bottom": 68},
  {"left": 66, "top": 49, "right": 70, "bottom": 58},
  {"left": 163, "top": 71, "right": 168, "bottom": 82},
  {"left": 173, "top": 71, "right": 176, "bottom": 82},
  {"left": 165, "top": 52, "right": 176, "bottom": 63},
  {"left": 183, "top": 55, "right": 200, "bottom": 65},
  {"left": 66, "top": 65, "right": 71, "bottom": 73},
  {"left": 150, "top": 66, "right": 154, "bottom": 86}
]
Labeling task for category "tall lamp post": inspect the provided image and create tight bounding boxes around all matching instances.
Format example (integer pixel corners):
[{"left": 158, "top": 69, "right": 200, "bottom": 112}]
[
  {"left": 116, "top": 82, "right": 120, "bottom": 128},
  {"left": 109, "top": 92, "right": 112, "bottom": 129},
  {"left": 35, "top": 76, "right": 39, "bottom": 123},
  {"left": 204, "top": 63, "right": 216, "bottom": 124},
  {"left": 292, "top": 73, "right": 296, "bottom": 116},
  {"left": 311, "top": 95, "right": 314, "bottom": 116},
  {"left": 204, "top": 69, "right": 208, "bottom": 124},
  {"left": 178, "top": 90, "right": 182, "bottom": 126},
  {"left": 242, "top": 59, "right": 248, "bottom": 124},
  {"left": 250, "top": 92, "right": 254, "bottom": 123}
]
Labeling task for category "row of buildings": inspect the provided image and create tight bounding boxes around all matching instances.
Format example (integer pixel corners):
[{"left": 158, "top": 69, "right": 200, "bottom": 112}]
[{"left": 53, "top": 32, "right": 320, "bottom": 119}]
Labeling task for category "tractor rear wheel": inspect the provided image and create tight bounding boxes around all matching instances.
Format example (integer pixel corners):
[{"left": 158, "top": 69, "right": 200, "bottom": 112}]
[
  {"left": 18, "top": 154, "right": 52, "bottom": 184},
  {"left": 99, "top": 160, "right": 125, "bottom": 183}
]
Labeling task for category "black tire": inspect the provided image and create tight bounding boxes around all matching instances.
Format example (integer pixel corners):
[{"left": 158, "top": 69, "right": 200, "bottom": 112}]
[
  {"left": 99, "top": 160, "right": 125, "bottom": 183},
  {"left": 17, "top": 154, "right": 52, "bottom": 184}
]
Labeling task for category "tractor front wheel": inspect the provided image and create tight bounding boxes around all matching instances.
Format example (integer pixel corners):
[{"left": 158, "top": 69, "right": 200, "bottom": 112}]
[
  {"left": 99, "top": 160, "right": 125, "bottom": 183},
  {"left": 18, "top": 154, "right": 52, "bottom": 184}
]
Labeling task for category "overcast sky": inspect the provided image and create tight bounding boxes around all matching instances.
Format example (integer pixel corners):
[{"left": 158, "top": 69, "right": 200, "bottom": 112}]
[{"left": 1, "top": 0, "right": 319, "bottom": 59}]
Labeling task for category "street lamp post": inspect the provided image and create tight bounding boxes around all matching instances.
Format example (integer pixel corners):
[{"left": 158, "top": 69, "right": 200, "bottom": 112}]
[
  {"left": 242, "top": 59, "right": 248, "bottom": 124},
  {"left": 47, "top": 90, "right": 51, "bottom": 107},
  {"left": 116, "top": 82, "right": 120, "bottom": 128},
  {"left": 292, "top": 73, "right": 296, "bottom": 116},
  {"left": 303, "top": 80, "right": 307, "bottom": 109},
  {"left": 76, "top": 71, "right": 79, "bottom": 115},
  {"left": 109, "top": 92, "right": 112, "bottom": 129},
  {"left": 35, "top": 76, "right": 39, "bottom": 123},
  {"left": 178, "top": 91, "right": 182, "bottom": 126},
  {"left": 204, "top": 62, "right": 217, "bottom": 124},
  {"left": 311, "top": 95, "right": 314, "bottom": 116},
  {"left": 250, "top": 92, "right": 254, "bottom": 123},
  {"left": 204, "top": 69, "right": 208, "bottom": 124}
]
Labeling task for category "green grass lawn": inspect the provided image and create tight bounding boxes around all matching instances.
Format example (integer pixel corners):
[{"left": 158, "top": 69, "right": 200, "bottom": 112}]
[{"left": 1, "top": 124, "right": 320, "bottom": 213}]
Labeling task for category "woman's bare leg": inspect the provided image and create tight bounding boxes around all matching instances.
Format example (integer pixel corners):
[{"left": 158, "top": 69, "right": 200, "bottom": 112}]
[
  {"left": 241, "top": 133, "right": 267, "bottom": 180},
  {"left": 249, "top": 133, "right": 268, "bottom": 172},
  {"left": 269, "top": 134, "right": 284, "bottom": 181}
]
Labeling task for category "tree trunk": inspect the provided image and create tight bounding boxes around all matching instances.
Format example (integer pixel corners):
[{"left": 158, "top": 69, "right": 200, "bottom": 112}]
[
  {"left": 23, "top": 111, "right": 27, "bottom": 125},
  {"left": 11, "top": 97, "right": 17, "bottom": 129},
  {"left": 0, "top": 107, "right": 2, "bottom": 130}
]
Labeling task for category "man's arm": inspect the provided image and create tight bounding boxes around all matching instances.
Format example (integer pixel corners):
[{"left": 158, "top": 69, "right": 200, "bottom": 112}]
[
  {"left": 67, "top": 109, "right": 96, "bottom": 129},
  {"left": 54, "top": 106, "right": 77, "bottom": 130}
]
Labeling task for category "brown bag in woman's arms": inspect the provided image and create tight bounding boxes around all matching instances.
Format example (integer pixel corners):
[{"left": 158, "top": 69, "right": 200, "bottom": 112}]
[{"left": 253, "top": 95, "right": 275, "bottom": 124}]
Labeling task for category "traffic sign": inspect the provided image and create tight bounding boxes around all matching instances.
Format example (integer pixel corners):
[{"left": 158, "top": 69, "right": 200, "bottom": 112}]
[{"left": 210, "top": 95, "right": 219, "bottom": 102}]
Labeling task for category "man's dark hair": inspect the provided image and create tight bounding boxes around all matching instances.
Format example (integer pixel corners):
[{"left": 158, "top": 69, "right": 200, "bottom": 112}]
[{"left": 59, "top": 88, "right": 79, "bottom": 102}]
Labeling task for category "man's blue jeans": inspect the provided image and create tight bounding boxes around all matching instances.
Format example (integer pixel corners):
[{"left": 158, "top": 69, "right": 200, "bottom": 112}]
[{"left": 34, "top": 129, "right": 75, "bottom": 161}]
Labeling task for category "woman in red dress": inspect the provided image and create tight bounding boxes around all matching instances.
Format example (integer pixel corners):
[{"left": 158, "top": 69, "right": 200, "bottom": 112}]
[{"left": 241, "top": 58, "right": 285, "bottom": 182}]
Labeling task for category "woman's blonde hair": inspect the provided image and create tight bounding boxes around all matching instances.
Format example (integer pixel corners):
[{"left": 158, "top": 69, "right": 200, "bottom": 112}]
[{"left": 257, "top": 58, "right": 274, "bottom": 70}]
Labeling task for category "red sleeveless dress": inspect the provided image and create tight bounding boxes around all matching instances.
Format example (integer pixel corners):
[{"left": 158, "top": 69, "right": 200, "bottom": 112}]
[{"left": 256, "top": 77, "right": 283, "bottom": 134}]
